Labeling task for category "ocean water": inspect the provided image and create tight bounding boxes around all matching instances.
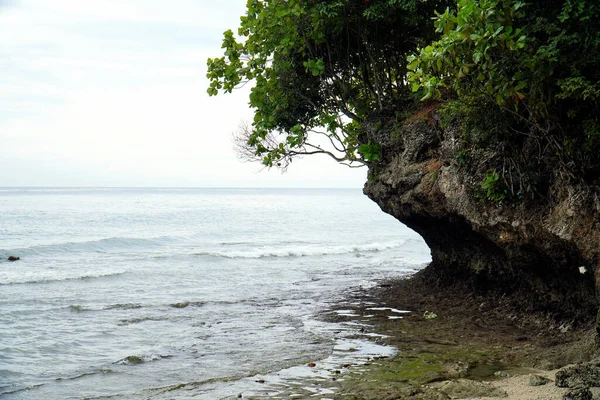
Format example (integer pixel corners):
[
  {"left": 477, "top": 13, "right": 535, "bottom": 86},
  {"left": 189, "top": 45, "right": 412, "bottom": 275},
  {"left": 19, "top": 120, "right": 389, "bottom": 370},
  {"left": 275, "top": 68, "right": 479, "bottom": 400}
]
[{"left": 0, "top": 188, "right": 430, "bottom": 399}]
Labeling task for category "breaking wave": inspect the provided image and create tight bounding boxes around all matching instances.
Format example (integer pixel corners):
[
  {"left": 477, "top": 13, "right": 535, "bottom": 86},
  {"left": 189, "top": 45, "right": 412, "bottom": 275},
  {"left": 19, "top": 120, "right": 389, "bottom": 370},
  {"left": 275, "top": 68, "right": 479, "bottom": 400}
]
[
  {"left": 114, "top": 354, "right": 173, "bottom": 366},
  {"left": 2, "top": 236, "right": 175, "bottom": 257},
  {"left": 0, "top": 271, "right": 126, "bottom": 286},
  {"left": 195, "top": 240, "right": 408, "bottom": 259}
]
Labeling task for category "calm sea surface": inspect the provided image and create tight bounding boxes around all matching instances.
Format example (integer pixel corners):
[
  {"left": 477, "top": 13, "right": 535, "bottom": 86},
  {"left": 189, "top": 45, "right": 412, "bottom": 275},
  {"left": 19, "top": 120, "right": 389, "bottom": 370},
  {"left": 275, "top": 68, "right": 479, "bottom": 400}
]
[{"left": 0, "top": 188, "right": 430, "bottom": 399}]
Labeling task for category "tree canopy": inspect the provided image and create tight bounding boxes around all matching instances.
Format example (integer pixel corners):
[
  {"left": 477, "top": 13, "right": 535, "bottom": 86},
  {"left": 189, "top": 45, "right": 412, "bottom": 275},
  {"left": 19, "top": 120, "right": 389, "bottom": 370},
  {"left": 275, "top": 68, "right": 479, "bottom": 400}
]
[
  {"left": 207, "top": 0, "right": 451, "bottom": 167},
  {"left": 208, "top": 0, "right": 600, "bottom": 177}
]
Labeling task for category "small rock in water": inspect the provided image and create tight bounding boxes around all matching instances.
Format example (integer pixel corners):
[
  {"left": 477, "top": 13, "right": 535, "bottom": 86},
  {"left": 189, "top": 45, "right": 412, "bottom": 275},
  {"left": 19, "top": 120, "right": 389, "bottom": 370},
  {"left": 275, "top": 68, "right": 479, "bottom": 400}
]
[
  {"left": 529, "top": 374, "right": 551, "bottom": 386},
  {"left": 122, "top": 355, "right": 144, "bottom": 365},
  {"left": 493, "top": 370, "right": 511, "bottom": 378},
  {"left": 7, "top": 256, "right": 20, "bottom": 261},
  {"left": 170, "top": 302, "right": 190, "bottom": 308}
]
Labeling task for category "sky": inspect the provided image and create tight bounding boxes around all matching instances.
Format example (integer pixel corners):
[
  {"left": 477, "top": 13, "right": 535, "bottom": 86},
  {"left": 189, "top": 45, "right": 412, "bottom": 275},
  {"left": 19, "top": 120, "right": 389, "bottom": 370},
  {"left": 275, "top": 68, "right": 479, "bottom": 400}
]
[{"left": 0, "top": 0, "right": 367, "bottom": 188}]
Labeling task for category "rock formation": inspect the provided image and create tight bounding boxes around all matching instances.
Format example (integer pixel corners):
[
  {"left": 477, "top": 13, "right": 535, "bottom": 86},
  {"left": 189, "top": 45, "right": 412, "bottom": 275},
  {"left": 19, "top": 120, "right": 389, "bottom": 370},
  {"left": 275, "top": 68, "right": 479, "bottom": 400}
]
[{"left": 362, "top": 103, "right": 600, "bottom": 334}]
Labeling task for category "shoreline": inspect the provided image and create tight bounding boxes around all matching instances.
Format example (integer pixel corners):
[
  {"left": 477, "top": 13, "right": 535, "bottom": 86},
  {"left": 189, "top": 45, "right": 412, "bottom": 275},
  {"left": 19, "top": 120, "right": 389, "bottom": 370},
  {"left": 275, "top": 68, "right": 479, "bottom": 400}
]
[
  {"left": 223, "top": 270, "right": 599, "bottom": 399},
  {"left": 329, "top": 273, "right": 599, "bottom": 399}
]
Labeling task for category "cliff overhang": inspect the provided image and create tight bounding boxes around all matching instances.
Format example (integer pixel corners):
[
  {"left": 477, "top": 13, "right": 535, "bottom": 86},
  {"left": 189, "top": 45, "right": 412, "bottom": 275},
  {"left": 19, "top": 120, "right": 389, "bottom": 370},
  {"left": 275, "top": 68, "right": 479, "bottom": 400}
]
[{"left": 362, "top": 102, "right": 600, "bottom": 337}]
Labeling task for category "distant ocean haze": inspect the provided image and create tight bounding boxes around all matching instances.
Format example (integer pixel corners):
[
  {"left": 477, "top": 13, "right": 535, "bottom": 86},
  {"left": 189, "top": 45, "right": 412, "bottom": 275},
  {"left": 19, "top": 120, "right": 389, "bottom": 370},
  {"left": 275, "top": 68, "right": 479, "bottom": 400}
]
[{"left": 0, "top": 188, "right": 430, "bottom": 399}]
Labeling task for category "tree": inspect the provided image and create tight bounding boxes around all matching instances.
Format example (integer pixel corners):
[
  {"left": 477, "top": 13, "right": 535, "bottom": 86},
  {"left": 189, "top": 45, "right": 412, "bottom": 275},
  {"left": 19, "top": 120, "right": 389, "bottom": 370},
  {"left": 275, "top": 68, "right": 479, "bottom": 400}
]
[
  {"left": 407, "top": 0, "right": 600, "bottom": 181},
  {"left": 208, "top": 0, "right": 599, "bottom": 183},
  {"left": 207, "top": 0, "right": 452, "bottom": 168}
]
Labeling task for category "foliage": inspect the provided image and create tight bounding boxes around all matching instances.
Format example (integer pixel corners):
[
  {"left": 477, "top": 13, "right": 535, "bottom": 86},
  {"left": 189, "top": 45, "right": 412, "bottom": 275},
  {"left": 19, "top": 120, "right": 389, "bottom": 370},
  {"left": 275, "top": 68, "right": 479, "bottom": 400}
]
[
  {"left": 407, "top": 0, "right": 600, "bottom": 194},
  {"left": 407, "top": 0, "right": 600, "bottom": 117},
  {"left": 208, "top": 0, "right": 600, "bottom": 192},
  {"left": 480, "top": 169, "right": 505, "bottom": 202},
  {"left": 207, "top": 0, "right": 451, "bottom": 168},
  {"left": 358, "top": 142, "right": 381, "bottom": 162},
  {"left": 439, "top": 99, "right": 512, "bottom": 145},
  {"left": 408, "top": 0, "right": 528, "bottom": 105}
]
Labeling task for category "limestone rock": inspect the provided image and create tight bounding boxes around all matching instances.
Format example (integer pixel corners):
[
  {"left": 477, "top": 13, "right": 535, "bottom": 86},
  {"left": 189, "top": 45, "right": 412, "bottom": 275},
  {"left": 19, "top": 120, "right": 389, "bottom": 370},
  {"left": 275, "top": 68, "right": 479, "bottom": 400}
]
[
  {"left": 529, "top": 374, "right": 551, "bottom": 386},
  {"left": 415, "top": 387, "right": 451, "bottom": 399},
  {"left": 563, "top": 385, "right": 593, "bottom": 400},
  {"left": 444, "top": 362, "right": 469, "bottom": 379},
  {"left": 494, "top": 370, "right": 511, "bottom": 378},
  {"left": 361, "top": 104, "right": 599, "bottom": 332},
  {"left": 433, "top": 379, "right": 507, "bottom": 399},
  {"left": 555, "top": 361, "right": 600, "bottom": 388}
]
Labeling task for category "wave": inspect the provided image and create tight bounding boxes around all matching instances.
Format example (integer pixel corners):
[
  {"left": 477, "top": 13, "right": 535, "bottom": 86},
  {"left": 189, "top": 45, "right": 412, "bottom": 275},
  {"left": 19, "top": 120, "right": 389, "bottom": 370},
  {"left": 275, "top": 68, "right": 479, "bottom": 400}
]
[
  {"left": 69, "top": 303, "right": 142, "bottom": 312},
  {"left": 118, "top": 316, "right": 168, "bottom": 326},
  {"left": 105, "top": 303, "right": 143, "bottom": 310},
  {"left": 114, "top": 354, "right": 173, "bottom": 366},
  {"left": 0, "top": 271, "right": 126, "bottom": 286},
  {"left": 195, "top": 240, "right": 408, "bottom": 259},
  {"left": 218, "top": 239, "right": 312, "bottom": 247},
  {"left": 170, "top": 301, "right": 204, "bottom": 309},
  {"left": 55, "top": 369, "right": 116, "bottom": 381},
  {"left": 70, "top": 301, "right": 203, "bottom": 314},
  {"left": 1, "top": 236, "right": 175, "bottom": 257},
  {"left": 0, "top": 383, "right": 45, "bottom": 396},
  {"left": 2, "top": 369, "right": 118, "bottom": 396}
]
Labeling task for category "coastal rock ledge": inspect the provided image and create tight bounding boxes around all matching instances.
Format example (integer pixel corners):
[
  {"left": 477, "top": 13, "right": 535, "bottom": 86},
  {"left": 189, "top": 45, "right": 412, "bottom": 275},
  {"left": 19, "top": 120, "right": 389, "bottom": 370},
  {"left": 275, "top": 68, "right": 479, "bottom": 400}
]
[{"left": 362, "top": 102, "right": 600, "bottom": 339}]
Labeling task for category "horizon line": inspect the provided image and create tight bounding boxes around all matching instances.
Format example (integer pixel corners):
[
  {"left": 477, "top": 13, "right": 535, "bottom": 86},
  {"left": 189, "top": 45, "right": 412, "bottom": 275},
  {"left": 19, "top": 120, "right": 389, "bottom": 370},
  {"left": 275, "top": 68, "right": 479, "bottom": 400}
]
[{"left": 0, "top": 186, "right": 363, "bottom": 190}]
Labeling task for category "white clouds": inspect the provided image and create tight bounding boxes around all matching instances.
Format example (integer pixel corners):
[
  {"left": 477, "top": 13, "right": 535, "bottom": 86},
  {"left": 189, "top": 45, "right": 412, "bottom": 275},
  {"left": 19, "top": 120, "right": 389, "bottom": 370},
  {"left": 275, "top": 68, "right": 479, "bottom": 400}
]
[
  {"left": 2, "top": 0, "right": 237, "bottom": 28},
  {"left": 0, "top": 0, "right": 366, "bottom": 187}
]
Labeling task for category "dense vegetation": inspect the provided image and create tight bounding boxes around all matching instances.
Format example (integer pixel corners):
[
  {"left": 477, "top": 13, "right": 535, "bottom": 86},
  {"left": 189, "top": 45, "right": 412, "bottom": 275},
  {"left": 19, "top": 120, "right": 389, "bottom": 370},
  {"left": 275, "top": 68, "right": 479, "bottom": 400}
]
[
  {"left": 207, "top": 0, "right": 452, "bottom": 167},
  {"left": 208, "top": 0, "right": 600, "bottom": 195}
]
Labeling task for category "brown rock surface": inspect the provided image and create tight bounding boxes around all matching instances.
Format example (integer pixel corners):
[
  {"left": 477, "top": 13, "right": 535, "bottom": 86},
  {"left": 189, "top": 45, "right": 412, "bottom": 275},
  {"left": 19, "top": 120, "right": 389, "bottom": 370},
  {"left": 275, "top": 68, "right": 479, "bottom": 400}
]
[{"left": 362, "top": 103, "right": 600, "bottom": 333}]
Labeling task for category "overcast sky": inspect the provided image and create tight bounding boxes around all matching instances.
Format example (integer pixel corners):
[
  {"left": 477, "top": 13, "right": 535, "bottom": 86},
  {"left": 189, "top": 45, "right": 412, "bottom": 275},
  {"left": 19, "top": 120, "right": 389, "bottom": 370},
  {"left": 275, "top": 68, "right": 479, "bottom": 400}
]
[{"left": 0, "top": 0, "right": 367, "bottom": 187}]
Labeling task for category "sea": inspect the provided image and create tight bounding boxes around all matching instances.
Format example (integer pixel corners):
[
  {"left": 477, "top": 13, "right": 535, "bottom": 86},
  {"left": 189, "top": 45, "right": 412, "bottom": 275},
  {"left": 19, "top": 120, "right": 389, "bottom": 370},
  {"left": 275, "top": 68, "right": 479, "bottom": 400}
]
[{"left": 0, "top": 188, "right": 430, "bottom": 399}]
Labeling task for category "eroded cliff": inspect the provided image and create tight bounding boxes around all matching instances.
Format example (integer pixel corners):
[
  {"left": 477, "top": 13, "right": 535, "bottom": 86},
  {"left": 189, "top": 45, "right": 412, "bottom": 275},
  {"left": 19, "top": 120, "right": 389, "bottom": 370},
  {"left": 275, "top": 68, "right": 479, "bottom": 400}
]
[{"left": 362, "top": 102, "right": 600, "bottom": 334}]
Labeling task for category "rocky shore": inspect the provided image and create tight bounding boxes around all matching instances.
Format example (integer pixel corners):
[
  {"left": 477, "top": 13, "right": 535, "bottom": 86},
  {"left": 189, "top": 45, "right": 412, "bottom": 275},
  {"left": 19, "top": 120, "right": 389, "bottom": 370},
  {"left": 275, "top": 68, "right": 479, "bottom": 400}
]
[
  {"left": 330, "top": 273, "right": 600, "bottom": 400},
  {"left": 232, "top": 271, "right": 599, "bottom": 399},
  {"left": 349, "top": 99, "right": 600, "bottom": 399}
]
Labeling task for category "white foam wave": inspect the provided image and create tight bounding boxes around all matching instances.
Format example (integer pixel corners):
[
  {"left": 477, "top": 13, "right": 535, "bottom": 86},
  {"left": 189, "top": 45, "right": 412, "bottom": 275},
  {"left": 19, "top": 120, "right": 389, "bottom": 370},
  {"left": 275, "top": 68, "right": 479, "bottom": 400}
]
[
  {"left": 0, "top": 271, "right": 126, "bottom": 286},
  {"left": 195, "top": 240, "right": 407, "bottom": 259}
]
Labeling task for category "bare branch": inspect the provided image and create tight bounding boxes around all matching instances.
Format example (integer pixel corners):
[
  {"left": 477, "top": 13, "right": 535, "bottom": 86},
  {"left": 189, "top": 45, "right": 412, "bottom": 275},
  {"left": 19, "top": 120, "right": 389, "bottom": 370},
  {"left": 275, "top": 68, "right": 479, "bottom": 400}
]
[{"left": 232, "top": 122, "right": 366, "bottom": 170}]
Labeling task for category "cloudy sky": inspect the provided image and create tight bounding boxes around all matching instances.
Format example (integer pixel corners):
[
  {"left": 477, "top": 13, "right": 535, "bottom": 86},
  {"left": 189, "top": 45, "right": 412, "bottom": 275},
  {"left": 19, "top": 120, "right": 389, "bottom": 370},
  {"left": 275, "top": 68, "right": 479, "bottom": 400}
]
[{"left": 0, "top": 0, "right": 367, "bottom": 187}]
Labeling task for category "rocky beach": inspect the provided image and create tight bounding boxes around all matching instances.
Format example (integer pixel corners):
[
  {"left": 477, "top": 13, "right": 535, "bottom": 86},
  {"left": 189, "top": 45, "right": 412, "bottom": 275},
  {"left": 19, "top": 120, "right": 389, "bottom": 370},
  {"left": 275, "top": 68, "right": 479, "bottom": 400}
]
[{"left": 324, "top": 274, "right": 600, "bottom": 400}]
